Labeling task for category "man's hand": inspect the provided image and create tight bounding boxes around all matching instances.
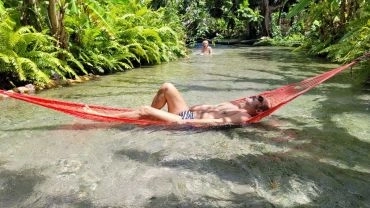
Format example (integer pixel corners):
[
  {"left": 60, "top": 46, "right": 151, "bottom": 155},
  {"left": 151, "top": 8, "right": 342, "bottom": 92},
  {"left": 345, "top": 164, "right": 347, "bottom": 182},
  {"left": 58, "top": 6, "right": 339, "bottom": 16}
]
[{"left": 83, "top": 105, "right": 95, "bottom": 114}]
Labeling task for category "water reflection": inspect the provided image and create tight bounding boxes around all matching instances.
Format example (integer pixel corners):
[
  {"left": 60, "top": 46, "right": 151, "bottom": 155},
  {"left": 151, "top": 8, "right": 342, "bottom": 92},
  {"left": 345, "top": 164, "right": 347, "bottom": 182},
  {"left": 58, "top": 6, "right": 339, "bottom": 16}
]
[{"left": 0, "top": 46, "right": 369, "bottom": 207}]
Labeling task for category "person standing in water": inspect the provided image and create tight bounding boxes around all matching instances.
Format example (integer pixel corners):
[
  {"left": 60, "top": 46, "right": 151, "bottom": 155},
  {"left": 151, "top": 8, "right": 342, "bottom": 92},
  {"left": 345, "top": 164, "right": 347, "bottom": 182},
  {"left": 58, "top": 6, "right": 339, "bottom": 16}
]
[{"left": 201, "top": 40, "right": 212, "bottom": 55}]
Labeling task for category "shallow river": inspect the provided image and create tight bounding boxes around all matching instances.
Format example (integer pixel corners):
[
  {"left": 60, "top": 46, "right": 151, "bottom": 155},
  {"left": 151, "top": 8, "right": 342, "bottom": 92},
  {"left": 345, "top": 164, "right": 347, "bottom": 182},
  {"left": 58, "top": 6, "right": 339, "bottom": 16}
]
[{"left": 0, "top": 46, "right": 369, "bottom": 207}]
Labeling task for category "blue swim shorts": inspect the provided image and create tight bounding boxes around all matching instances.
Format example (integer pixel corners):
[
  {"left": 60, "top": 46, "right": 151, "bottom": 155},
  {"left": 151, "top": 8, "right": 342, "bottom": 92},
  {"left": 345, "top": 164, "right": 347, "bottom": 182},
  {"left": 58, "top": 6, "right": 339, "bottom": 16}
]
[{"left": 178, "top": 110, "right": 195, "bottom": 120}]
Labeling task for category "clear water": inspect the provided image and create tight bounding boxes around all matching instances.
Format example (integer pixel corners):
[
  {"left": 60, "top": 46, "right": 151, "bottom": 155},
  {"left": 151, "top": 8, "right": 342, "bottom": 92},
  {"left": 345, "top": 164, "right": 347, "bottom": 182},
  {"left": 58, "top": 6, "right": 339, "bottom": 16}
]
[{"left": 0, "top": 46, "right": 369, "bottom": 207}]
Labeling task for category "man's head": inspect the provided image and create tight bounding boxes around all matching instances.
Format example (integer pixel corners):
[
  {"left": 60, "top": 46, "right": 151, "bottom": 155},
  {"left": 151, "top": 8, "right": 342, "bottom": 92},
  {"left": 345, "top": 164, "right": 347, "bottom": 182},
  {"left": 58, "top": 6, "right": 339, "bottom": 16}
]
[
  {"left": 202, "top": 40, "right": 209, "bottom": 47},
  {"left": 244, "top": 95, "right": 271, "bottom": 116}
]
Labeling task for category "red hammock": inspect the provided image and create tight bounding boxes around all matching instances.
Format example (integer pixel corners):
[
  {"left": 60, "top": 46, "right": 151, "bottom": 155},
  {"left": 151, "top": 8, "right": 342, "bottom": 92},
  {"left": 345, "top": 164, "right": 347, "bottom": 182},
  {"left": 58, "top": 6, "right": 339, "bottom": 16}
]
[{"left": 0, "top": 60, "right": 361, "bottom": 127}]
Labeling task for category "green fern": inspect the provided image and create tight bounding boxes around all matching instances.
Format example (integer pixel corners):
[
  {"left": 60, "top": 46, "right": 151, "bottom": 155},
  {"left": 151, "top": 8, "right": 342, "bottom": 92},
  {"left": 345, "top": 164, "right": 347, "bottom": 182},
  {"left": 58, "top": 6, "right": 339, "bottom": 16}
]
[
  {"left": 0, "top": 11, "right": 85, "bottom": 87},
  {"left": 63, "top": 0, "right": 186, "bottom": 74}
]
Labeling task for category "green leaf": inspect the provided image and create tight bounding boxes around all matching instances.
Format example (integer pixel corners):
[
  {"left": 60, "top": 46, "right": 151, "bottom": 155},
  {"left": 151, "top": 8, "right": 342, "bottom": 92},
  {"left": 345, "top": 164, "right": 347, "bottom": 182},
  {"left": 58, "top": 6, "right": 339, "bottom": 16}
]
[{"left": 287, "top": 0, "right": 311, "bottom": 19}]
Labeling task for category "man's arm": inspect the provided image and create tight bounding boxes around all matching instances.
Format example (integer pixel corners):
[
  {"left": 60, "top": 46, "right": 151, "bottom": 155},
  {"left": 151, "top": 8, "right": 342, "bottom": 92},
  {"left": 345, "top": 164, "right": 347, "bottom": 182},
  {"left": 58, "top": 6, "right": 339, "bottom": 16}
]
[{"left": 177, "top": 112, "right": 251, "bottom": 125}]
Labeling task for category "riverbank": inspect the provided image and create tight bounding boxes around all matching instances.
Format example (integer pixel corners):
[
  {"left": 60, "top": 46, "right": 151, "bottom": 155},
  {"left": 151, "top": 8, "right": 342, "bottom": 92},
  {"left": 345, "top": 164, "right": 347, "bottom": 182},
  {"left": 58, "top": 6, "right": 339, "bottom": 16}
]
[{"left": 0, "top": 74, "right": 100, "bottom": 99}]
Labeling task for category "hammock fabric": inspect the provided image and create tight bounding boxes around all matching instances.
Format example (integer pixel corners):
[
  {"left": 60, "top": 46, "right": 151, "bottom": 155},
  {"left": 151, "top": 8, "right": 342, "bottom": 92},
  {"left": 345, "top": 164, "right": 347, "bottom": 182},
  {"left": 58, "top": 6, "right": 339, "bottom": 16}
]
[{"left": 0, "top": 60, "right": 362, "bottom": 127}]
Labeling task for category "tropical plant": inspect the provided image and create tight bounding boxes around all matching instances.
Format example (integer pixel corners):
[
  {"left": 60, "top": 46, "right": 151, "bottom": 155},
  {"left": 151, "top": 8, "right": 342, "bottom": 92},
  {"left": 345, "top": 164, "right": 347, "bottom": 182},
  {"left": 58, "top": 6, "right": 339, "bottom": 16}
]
[
  {"left": 320, "top": 2, "right": 370, "bottom": 62},
  {"left": 269, "top": 11, "right": 305, "bottom": 47},
  {"left": 149, "top": 0, "right": 263, "bottom": 42},
  {"left": 114, "top": 4, "right": 185, "bottom": 64},
  {"left": 64, "top": 0, "right": 186, "bottom": 73},
  {"left": 0, "top": 9, "right": 85, "bottom": 88},
  {"left": 287, "top": 0, "right": 368, "bottom": 62}
]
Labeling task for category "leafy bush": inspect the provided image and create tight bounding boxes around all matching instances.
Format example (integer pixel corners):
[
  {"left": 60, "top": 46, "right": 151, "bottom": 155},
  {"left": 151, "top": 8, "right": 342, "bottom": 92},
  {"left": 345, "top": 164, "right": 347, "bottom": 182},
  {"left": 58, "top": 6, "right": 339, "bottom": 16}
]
[
  {"left": 0, "top": 10, "right": 84, "bottom": 88},
  {"left": 320, "top": 3, "right": 370, "bottom": 62},
  {"left": 65, "top": 0, "right": 186, "bottom": 73}
]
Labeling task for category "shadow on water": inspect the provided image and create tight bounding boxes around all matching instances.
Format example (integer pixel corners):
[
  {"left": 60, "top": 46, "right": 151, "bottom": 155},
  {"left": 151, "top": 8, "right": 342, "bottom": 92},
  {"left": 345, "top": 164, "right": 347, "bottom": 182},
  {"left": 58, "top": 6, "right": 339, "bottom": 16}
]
[
  {"left": 29, "top": 194, "right": 96, "bottom": 208},
  {"left": 0, "top": 121, "right": 240, "bottom": 134},
  {"left": 145, "top": 193, "right": 275, "bottom": 208},
  {"left": 0, "top": 122, "right": 137, "bottom": 132},
  {"left": 0, "top": 162, "right": 99, "bottom": 207},
  {"left": 237, "top": 46, "right": 329, "bottom": 66},
  {"left": 114, "top": 149, "right": 277, "bottom": 207},
  {"left": 114, "top": 144, "right": 370, "bottom": 207},
  {"left": 0, "top": 167, "right": 45, "bottom": 207},
  {"left": 113, "top": 118, "right": 370, "bottom": 207}
]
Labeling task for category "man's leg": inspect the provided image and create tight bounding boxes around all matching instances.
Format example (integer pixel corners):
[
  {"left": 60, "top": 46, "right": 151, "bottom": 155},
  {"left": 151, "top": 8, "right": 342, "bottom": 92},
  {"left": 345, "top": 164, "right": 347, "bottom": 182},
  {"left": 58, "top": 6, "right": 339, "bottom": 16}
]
[
  {"left": 141, "top": 106, "right": 183, "bottom": 121},
  {"left": 151, "top": 83, "right": 189, "bottom": 114},
  {"left": 84, "top": 105, "right": 183, "bottom": 122}
]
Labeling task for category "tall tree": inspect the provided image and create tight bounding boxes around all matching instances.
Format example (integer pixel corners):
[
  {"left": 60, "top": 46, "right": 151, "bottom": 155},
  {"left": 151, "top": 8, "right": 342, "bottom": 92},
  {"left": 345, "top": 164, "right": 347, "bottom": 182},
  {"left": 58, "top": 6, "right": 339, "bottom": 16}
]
[
  {"left": 48, "top": 0, "right": 68, "bottom": 49},
  {"left": 21, "top": 0, "right": 42, "bottom": 31},
  {"left": 259, "top": 0, "right": 287, "bottom": 37}
]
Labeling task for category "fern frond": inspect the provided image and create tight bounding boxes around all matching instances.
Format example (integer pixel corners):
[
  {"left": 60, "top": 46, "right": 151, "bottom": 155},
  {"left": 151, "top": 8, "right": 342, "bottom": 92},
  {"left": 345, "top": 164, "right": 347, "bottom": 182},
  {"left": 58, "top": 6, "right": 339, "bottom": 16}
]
[
  {"left": 126, "top": 42, "right": 149, "bottom": 61},
  {"left": 17, "top": 57, "right": 50, "bottom": 82}
]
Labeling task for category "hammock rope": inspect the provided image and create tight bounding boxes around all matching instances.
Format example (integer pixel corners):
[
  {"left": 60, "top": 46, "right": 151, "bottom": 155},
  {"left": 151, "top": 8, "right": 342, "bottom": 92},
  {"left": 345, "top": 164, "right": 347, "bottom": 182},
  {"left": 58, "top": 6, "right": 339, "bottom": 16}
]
[{"left": 0, "top": 54, "right": 367, "bottom": 127}]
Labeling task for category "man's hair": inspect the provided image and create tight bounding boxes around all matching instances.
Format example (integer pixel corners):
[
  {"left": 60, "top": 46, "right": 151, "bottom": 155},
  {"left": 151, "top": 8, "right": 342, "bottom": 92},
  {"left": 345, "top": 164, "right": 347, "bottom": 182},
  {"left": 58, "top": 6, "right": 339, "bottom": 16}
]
[
  {"left": 257, "top": 96, "right": 270, "bottom": 112},
  {"left": 257, "top": 104, "right": 270, "bottom": 112}
]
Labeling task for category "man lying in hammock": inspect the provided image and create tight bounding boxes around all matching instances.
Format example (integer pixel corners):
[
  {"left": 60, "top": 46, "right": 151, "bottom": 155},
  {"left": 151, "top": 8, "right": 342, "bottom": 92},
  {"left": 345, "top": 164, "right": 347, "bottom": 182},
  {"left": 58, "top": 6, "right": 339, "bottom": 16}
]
[{"left": 84, "top": 82, "right": 271, "bottom": 125}]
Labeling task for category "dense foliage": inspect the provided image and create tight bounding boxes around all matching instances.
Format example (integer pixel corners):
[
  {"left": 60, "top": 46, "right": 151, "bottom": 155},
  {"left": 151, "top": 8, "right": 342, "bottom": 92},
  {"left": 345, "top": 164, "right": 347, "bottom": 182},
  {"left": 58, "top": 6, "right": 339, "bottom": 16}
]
[
  {"left": 149, "top": 0, "right": 369, "bottom": 64},
  {"left": 0, "top": 0, "right": 368, "bottom": 89},
  {"left": 285, "top": 0, "right": 369, "bottom": 62},
  {"left": 0, "top": 0, "right": 186, "bottom": 89}
]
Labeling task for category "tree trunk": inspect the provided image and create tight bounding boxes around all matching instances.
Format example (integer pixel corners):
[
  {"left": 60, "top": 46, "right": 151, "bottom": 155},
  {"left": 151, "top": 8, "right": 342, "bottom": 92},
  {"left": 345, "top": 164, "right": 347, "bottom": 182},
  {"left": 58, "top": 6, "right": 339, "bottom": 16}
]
[
  {"left": 260, "top": 0, "right": 271, "bottom": 37},
  {"left": 259, "top": 0, "right": 287, "bottom": 37},
  {"left": 348, "top": 0, "right": 360, "bottom": 19},
  {"left": 48, "top": 0, "right": 68, "bottom": 49},
  {"left": 21, "top": 0, "right": 42, "bottom": 31},
  {"left": 48, "top": 0, "right": 59, "bottom": 35}
]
